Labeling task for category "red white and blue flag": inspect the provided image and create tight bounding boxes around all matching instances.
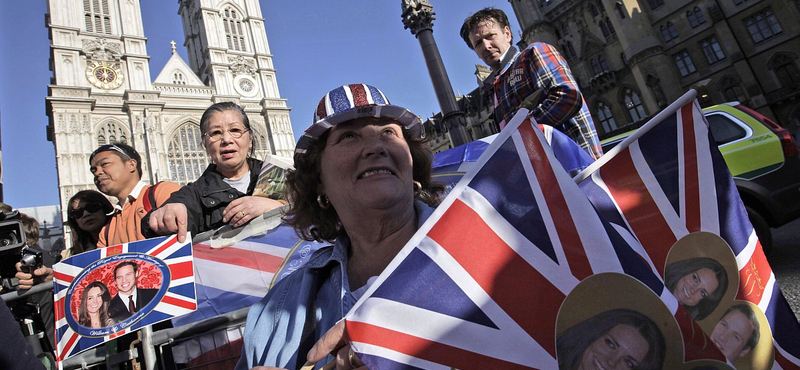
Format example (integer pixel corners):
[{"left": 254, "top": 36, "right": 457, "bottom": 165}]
[
  {"left": 53, "top": 235, "right": 196, "bottom": 362},
  {"left": 575, "top": 95, "right": 800, "bottom": 368},
  {"left": 174, "top": 218, "right": 326, "bottom": 326},
  {"left": 344, "top": 110, "right": 663, "bottom": 369}
]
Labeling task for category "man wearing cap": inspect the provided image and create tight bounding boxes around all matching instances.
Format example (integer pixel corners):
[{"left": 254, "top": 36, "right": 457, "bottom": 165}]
[
  {"left": 461, "top": 7, "right": 603, "bottom": 160},
  {"left": 89, "top": 143, "right": 180, "bottom": 247}
]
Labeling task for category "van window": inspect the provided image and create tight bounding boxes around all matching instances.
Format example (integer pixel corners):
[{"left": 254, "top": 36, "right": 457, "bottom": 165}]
[{"left": 706, "top": 113, "right": 747, "bottom": 145}]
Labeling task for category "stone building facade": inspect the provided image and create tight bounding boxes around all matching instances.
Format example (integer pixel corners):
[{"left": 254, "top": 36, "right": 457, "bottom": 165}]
[
  {"left": 427, "top": 0, "right": 800, "bottom": 151},
  {"left": 45, "top": 0, "right": 295, "bottom": 225}
]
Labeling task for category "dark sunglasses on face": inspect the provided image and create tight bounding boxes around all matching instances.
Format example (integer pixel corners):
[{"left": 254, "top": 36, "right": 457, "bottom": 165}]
[{"left": 69, "top": 202, "right": 104, "bottom": 220}]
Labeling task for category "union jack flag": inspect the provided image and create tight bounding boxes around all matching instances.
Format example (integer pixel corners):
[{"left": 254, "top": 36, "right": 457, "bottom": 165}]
[
  {"left": 344, "top": 110, "right": 668, "bottom": 369},
  {"left": 575, "top": 94, "right": 800, "bottom": 368},
  {"left": 173, "top": 210, "right": 327, "bottom": 326},
  {"left": 52, "top": 235, "right": 196, "bottom": 362}
]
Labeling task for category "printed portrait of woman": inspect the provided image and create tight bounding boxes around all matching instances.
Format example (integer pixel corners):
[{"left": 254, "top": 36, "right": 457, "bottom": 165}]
[
  {"left": 557, "top": 308, "right": 665, "bottom": 370},
  {"left": 665, "top": 257, "right": 728, "bottom": 321},
  {"left": 556, "top": 273, "right": 683, "bottom": 369},
  {"left": 77, "top": 281, "right": 115, "bottom": 329},
  {"left": 664, "top": 232, "right": 739, "bottom": 322}
]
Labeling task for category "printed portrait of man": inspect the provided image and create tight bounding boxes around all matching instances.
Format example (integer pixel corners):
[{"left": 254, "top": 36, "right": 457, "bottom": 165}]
[
  {"left": 710, "top": 304, "right": 760, "bottom": 361},
  {"left": 107, "top": 261, "right": 158, "bottom": 322}
]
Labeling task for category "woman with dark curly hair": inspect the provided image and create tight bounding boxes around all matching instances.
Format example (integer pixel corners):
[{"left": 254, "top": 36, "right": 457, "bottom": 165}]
[
  {"left": 236, "top": 84, "right": 443, "bottom": 370},
  {"left": 665, "top": 257, "right": 729, "bottom": 320},
  {"left": 557, "top": 308, "right": 666, "bottom": 370},
  {"left": 64, "top": 190, "right": 114, "bottom": 258},
  {"left": 78, "top": 281, "right": 115, "bottom": 328}
]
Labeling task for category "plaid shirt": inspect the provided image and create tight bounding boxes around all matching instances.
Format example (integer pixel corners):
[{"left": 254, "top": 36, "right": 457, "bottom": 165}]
[{"left": 492, "top": 43, "right": 603, "bottom": 159}]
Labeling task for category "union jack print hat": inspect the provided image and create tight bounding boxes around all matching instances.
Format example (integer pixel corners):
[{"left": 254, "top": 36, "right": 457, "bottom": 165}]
[{"left": 295, "top": 83, "right": 424, "bottom": 154}]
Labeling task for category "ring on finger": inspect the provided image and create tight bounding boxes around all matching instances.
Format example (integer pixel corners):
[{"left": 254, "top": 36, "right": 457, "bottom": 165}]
[
  {"left": 241, "top": 210, "right": 247, "bottom": 216},
  {"left": 348, "top": 348, "right": 359, "bottom": 368}
]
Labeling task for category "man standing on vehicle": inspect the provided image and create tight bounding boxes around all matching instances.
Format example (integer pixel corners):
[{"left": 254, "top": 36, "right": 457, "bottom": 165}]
[
  {"left": 89, "top": 143, "right": 180, "bottom": 247},
  {"left": 460, "top": 7, "right": 603, "bottom": 160}
]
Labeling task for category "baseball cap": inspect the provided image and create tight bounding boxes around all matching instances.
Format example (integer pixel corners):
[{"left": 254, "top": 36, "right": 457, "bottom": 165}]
[{"left": 295, "top": 84, "right": 424, "bottom": 154}]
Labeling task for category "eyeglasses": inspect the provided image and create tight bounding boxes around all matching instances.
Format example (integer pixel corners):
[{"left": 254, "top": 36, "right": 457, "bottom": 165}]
[
  {"left": 69, "top": 202, "right": 104, "bottom": 220},
  {"left": 203, "top": 127, "right": 250, "bottom": 142}
]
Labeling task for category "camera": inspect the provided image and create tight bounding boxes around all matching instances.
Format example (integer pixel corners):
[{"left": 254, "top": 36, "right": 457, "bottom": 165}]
[{"left": 0, "top": 210, "right": 27, "bottom": 281}]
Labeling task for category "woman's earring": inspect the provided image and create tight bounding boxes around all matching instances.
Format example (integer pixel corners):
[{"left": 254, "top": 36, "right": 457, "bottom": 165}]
[
  {"left": 413, "top": 181, "right": 422, "bottom": 197},
  {"left": 317, "top": 194, "right": 330, "bottom": 209}
]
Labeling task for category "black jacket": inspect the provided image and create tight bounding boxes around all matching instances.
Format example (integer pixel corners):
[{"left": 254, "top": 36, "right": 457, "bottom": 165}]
[
  {"left": 108, "top": 288, "right": 159, "bottom": 322},
  {"left": 142, "top": 158, "right": 263, "bottom": 238}
]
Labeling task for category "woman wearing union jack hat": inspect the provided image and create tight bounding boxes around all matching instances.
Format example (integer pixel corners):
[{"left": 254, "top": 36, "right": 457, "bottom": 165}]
[{"left": 236, "top": 84, "right": 444, "bottom": 370}]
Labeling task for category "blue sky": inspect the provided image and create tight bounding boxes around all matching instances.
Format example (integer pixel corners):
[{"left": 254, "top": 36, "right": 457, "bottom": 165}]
[{"left": 0, "top": 1, "right": 520, "bottom": 208}]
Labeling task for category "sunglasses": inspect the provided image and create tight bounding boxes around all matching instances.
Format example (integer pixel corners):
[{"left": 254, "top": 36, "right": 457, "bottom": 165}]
[{"left": 69, "top": 202, "right": 104, "bottom": 220}]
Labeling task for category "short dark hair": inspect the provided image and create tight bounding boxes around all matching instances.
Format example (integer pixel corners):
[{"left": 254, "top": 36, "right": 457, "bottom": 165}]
[
  {"left": 283, "top": 118, "right": 444, "bottom": 242},
  {"left": 114, "top": 261, "right": 139, "bottom": 278},
  {"left": 460, "top": 7, "right": 512, "bottom": 50},
  {"left": 664, "top": 257, "right": 729, "bottom": 320},
  {"left": 723, "top": 304, "right": 760, "bottom": 352},
  {"left": 90, "top": 143, "right": 143, "bottom": 178},
  {"left": 557, "top": 308, "right": 666, "bottom": 370},
  {"left": 199, "top": 102, "right": 256, "bottom": 157}
]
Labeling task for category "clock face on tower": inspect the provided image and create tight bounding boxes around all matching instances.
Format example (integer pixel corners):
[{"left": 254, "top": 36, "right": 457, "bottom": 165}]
[{"left": 86, "top": 61, "right": 124, "bottom": 90}]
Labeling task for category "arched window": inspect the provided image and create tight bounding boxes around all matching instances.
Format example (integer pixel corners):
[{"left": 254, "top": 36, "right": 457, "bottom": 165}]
[
  {"left": 647, "top": 0, "right": 664, "bottom": 10},
  {"left": 607, "top": 17, "right": 616, "bottom": 34},
  {"left": 97, "top": 121, "right": 128, "bottom": 146},
  {"left": 84, "top": 0, "right": 111, "bottom": 34},
  {"left": 745, "top": 8, "right": 782, "bottom": 44},
  {"left": 172, "top": 71, "right": 187, "bottom": 85},
  {"left": 590, "top": 5, "right": 599, "bottom": 16},
  {"left": 694, "top": 7, "right": 706, "bottom": 25},
  {"left": 591, "top": 59, "right": 602, "bottom": 75},
  {"left": 562, "top": 23, "right": 570, "bottom": 36},
  {"left": 687, "top": 10, "right": 698, "bottom": 28},
  {"left": 661, "top": 25, "right": 671, "bottom": 42},
  {"left": 598, "top": 0, "right": 605, "bottom": 11},
  {"left": 222, "top": 6, "right": 247, "bottom": 52},
  {"left": 770, "top": 54, "right": 800, "bottom": 87},
  {"left": 674, "top": 51, "right": 696, "bottom": 76},
  {"left": 567, "top": 42, "right": 577, "bottom": 58},
  {"left": 719, "top": 76, "right": 747, "bottom": 102},
  {"left": 615, "top": 2, "right": 626, "bottom": 19},
  {"left": 599, "top": 55, "right": 609, "bottom": 71},
  {"left": 167, "top": 123, "right": 209, "bottom": 184},
  {"left": 596, "top": 101, "right": 617, "bottom": 132},
  {"left": 701, "top": 37, "right": 725, "bottom": 64},
  {"left": 600, "top": 21, "right": 611, "bottom": 37},
  {"left": 623, "top": 88, "right": 646, "bottom": 122},
  {"left": 668, "top": 22, "right": 679, "bottom": 39}
]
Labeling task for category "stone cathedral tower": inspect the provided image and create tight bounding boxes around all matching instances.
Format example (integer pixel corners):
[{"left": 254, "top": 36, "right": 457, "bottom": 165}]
[{"left": 45, "top": 0, "right": 295, "bottom": 224}]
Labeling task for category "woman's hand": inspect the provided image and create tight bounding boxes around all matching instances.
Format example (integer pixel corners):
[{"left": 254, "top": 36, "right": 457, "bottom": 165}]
[
  {"left": 307, "top": 320, "right": 366, "bottom": 370},
  {"left": 223, "top": 196, "right": 285, "bottom": 228},
  {"left": 15, "top": 262, "right": 53, "bottom": 290},
  {"left": 147, "top": 203, "right": 189, "bottom": 243}
]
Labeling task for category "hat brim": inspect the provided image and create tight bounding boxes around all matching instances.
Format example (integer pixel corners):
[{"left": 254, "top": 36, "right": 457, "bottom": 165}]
[{"left": 296, "top": 105, "right": 424, "bottom": 154}]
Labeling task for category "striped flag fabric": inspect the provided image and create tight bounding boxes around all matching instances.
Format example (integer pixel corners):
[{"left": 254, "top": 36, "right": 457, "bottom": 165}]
[
  {"left": 52, "top": 235, "right": 195, "bottom": 362},
  {"left": 575, "top": 93, "right": 800, "bottom": 369},
  {"left": 173, "top": 209, "right": 327, "bottom": 326},
  {"left": 344, "top": 110, "right": 671, "bottom": 369}
]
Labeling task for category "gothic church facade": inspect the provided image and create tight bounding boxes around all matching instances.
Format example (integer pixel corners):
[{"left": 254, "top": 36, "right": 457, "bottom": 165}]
[{"left": 45, "top": 0, "right": 294, "bottom": 214}]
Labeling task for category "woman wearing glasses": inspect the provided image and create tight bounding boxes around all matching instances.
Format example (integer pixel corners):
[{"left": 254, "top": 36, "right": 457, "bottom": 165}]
[
  {"left": 63, "top": 190, "right": 114, "bottom": 258},
  {"left": 145, "top": 102, "right": 286, "bottom": 240}
]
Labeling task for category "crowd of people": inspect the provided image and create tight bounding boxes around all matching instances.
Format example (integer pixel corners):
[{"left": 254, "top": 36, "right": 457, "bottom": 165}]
[{"left": 4, "top": 6, "right": 766, "bottom": 370}]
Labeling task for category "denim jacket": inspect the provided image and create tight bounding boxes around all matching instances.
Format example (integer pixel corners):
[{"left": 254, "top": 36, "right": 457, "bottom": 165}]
[{"left": 235, "top": 201, "right": 435, "bottom": 370}]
